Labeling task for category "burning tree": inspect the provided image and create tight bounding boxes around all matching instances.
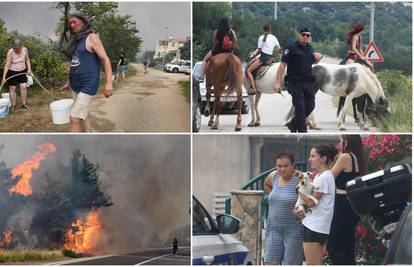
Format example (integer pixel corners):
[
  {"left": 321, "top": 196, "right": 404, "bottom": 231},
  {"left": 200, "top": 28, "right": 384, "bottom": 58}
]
[{"left": 0, "top": 145, "right": 112, "bottom": 254}]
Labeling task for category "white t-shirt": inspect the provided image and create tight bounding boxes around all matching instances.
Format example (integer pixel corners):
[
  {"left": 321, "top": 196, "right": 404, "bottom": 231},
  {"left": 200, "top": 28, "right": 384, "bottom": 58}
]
[
  {"left": 257, "top": 34, "right": 280, "bottom": 56},
  {"left": 302, "top": 170, "right": 336, "bottom": 234}
]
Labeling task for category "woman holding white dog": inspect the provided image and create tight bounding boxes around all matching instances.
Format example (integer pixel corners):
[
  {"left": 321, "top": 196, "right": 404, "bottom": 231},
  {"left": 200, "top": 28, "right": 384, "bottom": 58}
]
[
  {"left": 263, "top": 152, "right": 303, "bottom": 265},
  {"left": 297, "top": 144, "right": 337, "bottom": 265},
  {"left": 327, "top": 135, "right": 365, "bottom": 264}
]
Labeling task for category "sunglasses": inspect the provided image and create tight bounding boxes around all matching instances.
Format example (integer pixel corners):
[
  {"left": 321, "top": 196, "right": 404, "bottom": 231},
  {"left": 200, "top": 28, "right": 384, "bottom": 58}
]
[{"left": 301, "top": 33, "right": 311, "bottom": 38}]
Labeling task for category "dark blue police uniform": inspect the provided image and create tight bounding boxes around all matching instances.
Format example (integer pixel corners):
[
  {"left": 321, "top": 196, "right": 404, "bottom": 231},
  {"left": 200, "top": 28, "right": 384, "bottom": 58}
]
[{"left": 281, "top": 40, "right": 316, "bottom": 132}]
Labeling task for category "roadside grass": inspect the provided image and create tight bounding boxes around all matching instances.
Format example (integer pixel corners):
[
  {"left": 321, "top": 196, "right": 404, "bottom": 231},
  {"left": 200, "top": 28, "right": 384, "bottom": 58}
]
[
  {"left": 0, "top": 249, "right": 69, "bottom": 263},
  {"left": 331, "top": 70, "right": 412, "bottom": 132},
  {"left": 381, "top": 80, "right": 412, "bottom": 132},
  {"left": 179, "top": 80, "right": 190, "bottom": 104}
]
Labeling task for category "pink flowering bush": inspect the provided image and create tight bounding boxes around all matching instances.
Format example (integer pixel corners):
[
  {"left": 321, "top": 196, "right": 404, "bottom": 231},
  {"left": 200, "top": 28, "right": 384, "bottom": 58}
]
[
  {"left": 354, "top": 134, "right": 412, "bottom": 264},
  {"left": 362, "top": 135, "right": 412, "bottom": 173}
]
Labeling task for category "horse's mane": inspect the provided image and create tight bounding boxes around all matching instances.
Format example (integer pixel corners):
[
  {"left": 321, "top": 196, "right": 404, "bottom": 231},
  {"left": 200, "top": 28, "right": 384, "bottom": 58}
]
[{"left": 357, "top": 64, "right": 385, "bottom": 97}]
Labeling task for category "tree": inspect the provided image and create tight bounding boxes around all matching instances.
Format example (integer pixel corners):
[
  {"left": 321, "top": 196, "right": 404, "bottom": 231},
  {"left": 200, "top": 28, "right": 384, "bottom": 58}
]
[
  {"left": 141, "top": 50, "right": 155, "bottom": 61},
  {"left": 69, "top": 150, "right": 113, "bottom": 211},
  {"left": 179, "top": 40, "right": 190, "bottom": 60},
  {"left": 54, "top": 2, "right": 142, "bottom": 63},
  {"left": 96, "top": 13, "right": 142, "bottom": 63}
]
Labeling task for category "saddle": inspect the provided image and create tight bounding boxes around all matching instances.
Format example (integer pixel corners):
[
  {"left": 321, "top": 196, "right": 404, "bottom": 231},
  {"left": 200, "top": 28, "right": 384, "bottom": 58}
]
[{"left": 246, "top": 57, "right": 276, "bottom": 80}]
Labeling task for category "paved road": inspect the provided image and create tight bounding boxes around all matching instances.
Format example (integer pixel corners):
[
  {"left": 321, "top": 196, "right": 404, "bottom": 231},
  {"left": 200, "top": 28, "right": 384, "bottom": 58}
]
[
  {"left": 199, "top": 56, "right": 380, "bottom": 133},
  {"left": 90, "top": 64, "right": 190, "bottom": 132},
  {"left": 53, "top": 247, "right": 190, "bottom": 265}
]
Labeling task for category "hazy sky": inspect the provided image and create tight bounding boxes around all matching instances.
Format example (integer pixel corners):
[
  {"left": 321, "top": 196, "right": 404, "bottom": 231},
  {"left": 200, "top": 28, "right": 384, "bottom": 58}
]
[{"left": 0, "top": 2, "right": 191, "bottom": 52}]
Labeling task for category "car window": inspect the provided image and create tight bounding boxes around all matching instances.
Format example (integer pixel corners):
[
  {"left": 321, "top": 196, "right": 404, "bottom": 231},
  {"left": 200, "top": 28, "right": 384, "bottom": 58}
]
[
  {"left": 193, "top": 197, "right": 216, "bottom": 235},
  {"left": 193, "top": 64, "right": 202, "bottom": 78}
]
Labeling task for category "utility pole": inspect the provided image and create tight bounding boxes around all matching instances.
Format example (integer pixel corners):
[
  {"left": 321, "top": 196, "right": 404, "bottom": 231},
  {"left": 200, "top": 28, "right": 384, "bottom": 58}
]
[
  {"left": 370, "top": 2, "right": 375, "bottom": 69},
  {"left": 162, "top": 26, "right": 169, "bottom": 67},
  {"left": 274, "top": 2, "right": 277, "bottom": 20},
  {"left": 370, "top": 2, "right": 375, "bottom": 42}
]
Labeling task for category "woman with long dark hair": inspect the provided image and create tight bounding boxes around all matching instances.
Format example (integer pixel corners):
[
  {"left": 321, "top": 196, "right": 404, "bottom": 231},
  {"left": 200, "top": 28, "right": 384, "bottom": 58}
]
[
  {"left": 327, "top": 135, "right": 365, "bottom": 264},
  {"left": 297, "top": 144, "right": 337, "bottom": 265},
  {"left": 246, "top": 23, "right": 280, "bottom": 95},
  {"left": 345, "top": 22, "right": 372, "bottom": 69},
  {"left": 200, "top": 16, "right": 238, "bottom": 78}
]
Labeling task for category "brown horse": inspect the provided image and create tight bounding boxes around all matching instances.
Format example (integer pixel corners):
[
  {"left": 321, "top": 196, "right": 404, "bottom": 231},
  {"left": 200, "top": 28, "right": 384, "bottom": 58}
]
[{"left": 204, "top": 53, "right": 243, "bottom": 131}]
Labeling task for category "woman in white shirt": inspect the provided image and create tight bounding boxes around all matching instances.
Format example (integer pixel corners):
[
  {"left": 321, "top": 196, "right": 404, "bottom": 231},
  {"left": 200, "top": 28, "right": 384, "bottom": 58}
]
[
  {"left": 1, "top": 40, "right": 32, "bottom": 110},
  {"left": 246, "top": 23, "right": 280, "bottom": 95},
  {"left": 297, "top": 144, "right": 337, "bottom": 265}
]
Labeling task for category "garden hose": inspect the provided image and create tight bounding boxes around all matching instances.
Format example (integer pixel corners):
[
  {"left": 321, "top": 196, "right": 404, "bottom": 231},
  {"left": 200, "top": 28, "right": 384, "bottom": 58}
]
[{"left": 0, "top": 72, "right": 69, "bottom": 99}]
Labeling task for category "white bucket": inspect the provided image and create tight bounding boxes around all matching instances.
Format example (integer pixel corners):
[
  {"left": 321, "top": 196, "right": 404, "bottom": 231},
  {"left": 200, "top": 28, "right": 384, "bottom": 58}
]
[
  {"left": 0, "top": 99, "right": 9, "bottom": 118},
  {"left": 50, "top": 99, "right": 74, "bottom": 125},
  {"left": 1, "top": 93, "right": 11, "bottom": 107}
]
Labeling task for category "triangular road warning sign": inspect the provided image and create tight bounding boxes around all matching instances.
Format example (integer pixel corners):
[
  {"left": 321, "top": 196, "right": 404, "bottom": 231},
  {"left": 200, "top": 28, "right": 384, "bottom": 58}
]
[{"left": 363, "top": 42, "right": 384, "bottom": 62}]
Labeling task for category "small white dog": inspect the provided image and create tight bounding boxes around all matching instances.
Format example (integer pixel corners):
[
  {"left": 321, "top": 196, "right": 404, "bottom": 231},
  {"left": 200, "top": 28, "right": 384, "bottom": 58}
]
[{"left": 295, "top": 171, "right": 319, "bottom": 214}]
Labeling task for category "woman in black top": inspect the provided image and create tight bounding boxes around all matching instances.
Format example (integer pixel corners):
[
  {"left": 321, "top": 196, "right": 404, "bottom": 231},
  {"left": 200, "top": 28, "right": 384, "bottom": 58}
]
[
  {"left": 200, "top": 16, "right": 238, "bottom": 78},
  {"left": 328, "top": 135, "right": 365, "bottom": 264},
  {"left": 116, "top": 53, "right": 127, "bottom": 82}
]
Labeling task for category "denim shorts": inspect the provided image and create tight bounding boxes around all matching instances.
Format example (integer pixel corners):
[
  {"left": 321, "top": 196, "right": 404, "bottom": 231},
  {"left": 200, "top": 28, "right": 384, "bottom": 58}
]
[{"left": 118, "top": 65, "right": 127, "bottom": 73}]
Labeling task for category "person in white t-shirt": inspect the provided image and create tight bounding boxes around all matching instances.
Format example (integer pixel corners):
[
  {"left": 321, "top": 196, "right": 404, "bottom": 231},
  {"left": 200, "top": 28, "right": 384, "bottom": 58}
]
[
  {"left": 296, "top": 144, "right": 337, "bottom": 265},
  {"left": 246, "top": 23, "right": 280, "bottom": 95}
]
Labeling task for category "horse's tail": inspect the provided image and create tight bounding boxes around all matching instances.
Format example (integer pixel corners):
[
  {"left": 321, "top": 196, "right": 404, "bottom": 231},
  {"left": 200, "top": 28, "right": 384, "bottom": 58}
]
[{"left": 223, "top": 54, "right": 242, "bottom": 95}]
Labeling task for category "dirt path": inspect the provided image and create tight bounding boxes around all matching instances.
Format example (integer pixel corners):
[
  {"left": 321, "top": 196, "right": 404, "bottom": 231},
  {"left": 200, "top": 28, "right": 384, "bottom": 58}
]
[{"left": 89, "top": 64, "right": 190, "bottom": 132}]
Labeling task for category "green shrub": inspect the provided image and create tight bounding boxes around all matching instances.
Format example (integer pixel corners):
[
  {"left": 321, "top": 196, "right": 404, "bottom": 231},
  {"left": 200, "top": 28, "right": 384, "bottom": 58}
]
[
  {"left": 377, "top": 69, "right": 410, "bottom": 96},
  {"left": 31, "top": 51, "right": 68, "bottom": 79}
]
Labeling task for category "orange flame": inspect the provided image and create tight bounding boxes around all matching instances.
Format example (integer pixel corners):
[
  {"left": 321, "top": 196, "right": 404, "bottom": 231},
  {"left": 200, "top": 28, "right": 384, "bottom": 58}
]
[
  {"left": 64, "top": 211, "right": 102, "bottom": 254},
  {"left": 9, "top": 142, "right": 57, "bottom": 196},
  {"left": 0, "top": 230, "right": 12, "bottom": 250}
]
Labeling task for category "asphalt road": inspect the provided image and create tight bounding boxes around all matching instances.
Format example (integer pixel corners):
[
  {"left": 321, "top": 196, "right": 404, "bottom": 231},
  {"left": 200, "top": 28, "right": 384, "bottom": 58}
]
[
  {"left": 53, "top": 247, "right": 190, "bottom": 265},
  {"left": 199, "top": 56, "right": 380, "bottom": 133}
]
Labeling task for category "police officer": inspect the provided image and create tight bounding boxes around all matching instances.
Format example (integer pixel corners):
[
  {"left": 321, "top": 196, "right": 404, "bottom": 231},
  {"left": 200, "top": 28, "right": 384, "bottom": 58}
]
[{"left": 273, "top": 27, "right": 322, "bottom": 132}]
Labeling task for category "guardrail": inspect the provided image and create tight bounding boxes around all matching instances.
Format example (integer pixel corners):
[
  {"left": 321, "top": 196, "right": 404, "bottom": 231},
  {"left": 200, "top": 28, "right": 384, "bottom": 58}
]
[{"left": 225, "top": 162, "right": 308, "bottom": 219}]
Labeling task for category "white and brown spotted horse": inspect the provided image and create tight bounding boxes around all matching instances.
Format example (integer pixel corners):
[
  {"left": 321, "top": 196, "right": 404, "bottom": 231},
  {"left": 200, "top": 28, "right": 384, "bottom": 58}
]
[{"left": 244, "top": 61, "right": 390, "bottom": 130}]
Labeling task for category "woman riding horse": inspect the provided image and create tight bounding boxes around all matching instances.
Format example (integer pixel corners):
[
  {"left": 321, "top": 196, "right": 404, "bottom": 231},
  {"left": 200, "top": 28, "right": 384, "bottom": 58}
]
[
  {"left": 200, "top": 16, "right": 238, "bottom": 79},
  {"left": 246, "top": 23, "right": 281, "bottom": 95},
  {"left": 338, "top": 22, "right": 373, "bottom": 128}
]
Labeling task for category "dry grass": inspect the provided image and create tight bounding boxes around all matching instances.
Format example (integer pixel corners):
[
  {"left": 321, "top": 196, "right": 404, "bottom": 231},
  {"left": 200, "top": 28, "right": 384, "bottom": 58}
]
[
  {"left": 0, "top": 90, "right": 71, "bottom": 132},
  {"left": 0, "top": 65, "right": 138, "bottom": 132},
  {"left": 0, "top": 249, "right": 69, "bottom": 264}
]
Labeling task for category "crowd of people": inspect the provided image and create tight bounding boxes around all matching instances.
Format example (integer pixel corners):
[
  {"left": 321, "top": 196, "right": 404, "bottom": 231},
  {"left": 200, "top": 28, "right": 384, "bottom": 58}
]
[{"left": 264, "top": 135, "right": 365, "bottom": 265}]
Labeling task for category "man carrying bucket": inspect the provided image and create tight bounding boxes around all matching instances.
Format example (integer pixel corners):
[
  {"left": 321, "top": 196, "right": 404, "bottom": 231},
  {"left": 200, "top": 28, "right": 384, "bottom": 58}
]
[{"left": 62, "top": 13, "right": 113, "bottom": 132}]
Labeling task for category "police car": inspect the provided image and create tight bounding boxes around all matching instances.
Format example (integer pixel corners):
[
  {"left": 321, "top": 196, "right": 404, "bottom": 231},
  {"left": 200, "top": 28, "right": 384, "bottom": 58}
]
[{"left": 193, "top": 196, "right": 251, "bottom": 265}]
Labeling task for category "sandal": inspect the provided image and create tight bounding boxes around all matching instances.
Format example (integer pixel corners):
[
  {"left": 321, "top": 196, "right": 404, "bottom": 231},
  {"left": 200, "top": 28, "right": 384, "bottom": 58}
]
[
  {"left": 21, "top": 104, "right": 30, "bottom": 109},
  {"left": 10, "top": 106, "right": 16, "bottom": 112}
]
